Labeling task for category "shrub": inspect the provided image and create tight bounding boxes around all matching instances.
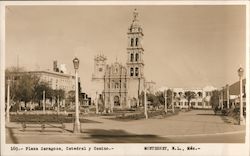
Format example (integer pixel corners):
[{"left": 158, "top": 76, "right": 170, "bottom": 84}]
[{"left": 10, "top": 114, "right": 87, "bottom": 123}]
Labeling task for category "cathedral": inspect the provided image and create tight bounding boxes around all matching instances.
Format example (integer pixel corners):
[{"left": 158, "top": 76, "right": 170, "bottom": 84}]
[{"left": 91, "top": 9, "right": 145, "bottom": 110}]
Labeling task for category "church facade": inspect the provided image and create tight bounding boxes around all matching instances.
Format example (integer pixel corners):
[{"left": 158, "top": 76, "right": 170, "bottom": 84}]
[{"left": 91, "top": 9, "right": 145, "bottom": 110}]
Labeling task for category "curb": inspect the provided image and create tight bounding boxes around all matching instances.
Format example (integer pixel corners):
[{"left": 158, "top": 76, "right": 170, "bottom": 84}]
[{"left": 8, "top": 129, "right": 245, "bottom": 138}]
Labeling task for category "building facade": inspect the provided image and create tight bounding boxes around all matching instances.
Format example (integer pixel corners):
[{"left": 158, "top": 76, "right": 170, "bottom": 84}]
[
  {"left": 220, "top": 79, "right": 246, "bottom": 109},
  {"left": 28, "top": 70, "right": 75, "bottom": 93},
  {"left": 171, "top": 86, "right": 217, "bottom": 109},
  {"left": 91, "top": 9, "right": 145, "bottom": 110}
]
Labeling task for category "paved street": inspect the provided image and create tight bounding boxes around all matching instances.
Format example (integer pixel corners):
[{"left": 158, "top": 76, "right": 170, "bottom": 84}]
[{"left": 6, "top": 110, "right": 245, "bottom": 143}]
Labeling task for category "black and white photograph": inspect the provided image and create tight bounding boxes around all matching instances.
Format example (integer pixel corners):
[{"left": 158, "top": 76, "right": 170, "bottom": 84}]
[{"left": 0, "top": 1, "right": 249, "bottom": 156}]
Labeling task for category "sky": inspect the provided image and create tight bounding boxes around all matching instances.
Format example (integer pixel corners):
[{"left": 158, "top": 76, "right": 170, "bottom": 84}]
[{"left": 5, "top": 5, "right": 246, "bottom": 94}]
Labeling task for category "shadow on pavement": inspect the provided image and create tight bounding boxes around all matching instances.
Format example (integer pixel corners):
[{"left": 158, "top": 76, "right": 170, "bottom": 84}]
[
  {"left": 80, "top": 119, "right": 102, "bottom": 124},
  {"left": 6, "top": 127, "right": 19, "bottom": 144},
  {"left": 83, "top": 129, "right": 175, "bottom": 143},
  {"left": 196, "top": 113, "right": 216, "bottom": 116}
]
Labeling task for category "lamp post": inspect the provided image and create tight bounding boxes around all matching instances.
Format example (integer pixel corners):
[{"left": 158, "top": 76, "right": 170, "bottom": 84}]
[
  {"left": 238, "top": 67, "right": 245, "bottom": 125},
  {"left": 73, "top": 57, "right": 81, "bottom": 133},
  {"left": 144, "top": 89, "right": 148, "bottom": 119},
  {"left": 96, "top": 92, "right": 99, "bottom": 114},
  {"left": 43, "top": 90, "right": 46, "bottom": 114},
  {"left": 171, "top": 89, "right": 174, "bottom": 113},
  {"left": 164, "top": 90, "right": 167, "bottom": 113},
  {"left": 226, "top": 84, "right": 230, "bottom": 109},
  {"left": 6, "top": 79, "right": 10, "bottom": 123},
  {"left": 57, "top": 95, "right": 60, "bottom": 115},
  {"left": 221, "top": 87, "right": 224, "bottom": 109}
]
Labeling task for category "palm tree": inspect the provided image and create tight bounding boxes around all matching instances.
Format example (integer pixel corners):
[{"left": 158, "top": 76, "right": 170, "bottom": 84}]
[{"left": 184, "top": 91, "right": 196, "bottom": 109}]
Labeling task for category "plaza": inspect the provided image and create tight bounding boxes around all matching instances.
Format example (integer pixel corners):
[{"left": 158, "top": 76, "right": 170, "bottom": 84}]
[
  {"left": 6, "top": 109, "right": 245, "bottom": 143},
  {"left": 3, "top": 5, "right": 247, "bottom": 146}
]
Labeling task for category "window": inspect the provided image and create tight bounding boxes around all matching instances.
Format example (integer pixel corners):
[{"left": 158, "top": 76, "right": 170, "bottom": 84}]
[
  {"left": 131, "top": 38, "right": 134, "bottom": 47},
  {"left": 115, "top": 83, "right": 119, "bottom": 89},
  {"left": 135, "top": 67, "right": 139, "bottom": 76},
  {"left": 135, "top": 53, "right": 139, "bottom": 61},
  {"left": 135, "top": 38, "right": 139, "bottom": 46},
  {"left": 130, "top": 68, "right": 134, "bottom": 76},
  {"left": 99, "top": 68, "right": 103, "bottom": 72},
  {"left": 130, "top": 53, "right": 134, "bottom": 62}
]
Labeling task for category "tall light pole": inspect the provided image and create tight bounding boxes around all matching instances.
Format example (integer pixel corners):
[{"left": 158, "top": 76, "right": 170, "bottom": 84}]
[
  {"left": 164, "top": 90, "right": 167, "bottom": 113},
  {"left": 43, "top": 90, "right": 46, "bottom": 114},
  {"left": 238, "top": 67, "right": 245, "bottom": 125},
  {"left": 57, "top": 95, "right": 60, "bottom": 115},
  {"left": 221, "top": 87, "right": 224, "bottom": 109},
  {"left": 144, "top": 89, "right": 148, "bottom": 119},
  {"left": 6, "top": 79, "right": 10, "bottom": 123},
  {"left": 171, "top": 89, "right": 174, "bottom": 113},
  {"left": 226, "top": 84, "right": 230, "bottom": 109},
  {"left": 96, "top": 92, "right": 99, "bottom": 114},
  {"left": 73, "top": 57, "right": 81, "bottom": 133}
]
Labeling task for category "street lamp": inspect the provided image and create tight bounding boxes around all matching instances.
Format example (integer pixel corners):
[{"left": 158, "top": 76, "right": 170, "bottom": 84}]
[
  {"left": 43, "top": 90, "right": 46, "bottom": 114},
  {"left": 238, "top": 67, "right": 245, "bottom": 125},
  {"left": 73, "top": 57, "right": 81, "bottom": 133},
  {"left": 226, "top": 84, "right": 230, "bottom": 109},
  {"left": 95, "top": 92, "right": 99, "bottom": 114},
  {"left": 164, "top": 90, "right": 167, "bottom": 113},
  {"left": 144, "top": 89, "right": 148, "bottom": 119},
  {"left": 171, "top": 89, "right": 174, "bottom": 113},
  {"left": 6, "top": 79, "right": 10, "bottom": 123}
]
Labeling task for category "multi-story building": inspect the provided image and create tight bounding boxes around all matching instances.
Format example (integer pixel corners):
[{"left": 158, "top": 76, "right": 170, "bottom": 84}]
[
  {"left": 171, "top": 86, "right": 217, "bottom": 109},
  {"left": 91, "top": 9, "right": 145, "bottom": 110},
  {"left": 26, "top": 70, "right": 75, "bottom": 94}
]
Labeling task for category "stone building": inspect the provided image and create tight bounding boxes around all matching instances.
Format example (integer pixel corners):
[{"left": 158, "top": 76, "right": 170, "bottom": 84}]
[{"left": 91, "top": 9, "right": 145, "bottom": 110}]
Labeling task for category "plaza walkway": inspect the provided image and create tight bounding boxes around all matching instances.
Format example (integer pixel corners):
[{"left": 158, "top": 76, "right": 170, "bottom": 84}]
[{"left": 6, "top": 109, "right": 245, "bottom": 143}]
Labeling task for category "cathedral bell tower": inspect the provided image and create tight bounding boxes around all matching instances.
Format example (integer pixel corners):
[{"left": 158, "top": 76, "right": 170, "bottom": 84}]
[{"left": 126, "top": 9, "right": 145, "bottom": 106}]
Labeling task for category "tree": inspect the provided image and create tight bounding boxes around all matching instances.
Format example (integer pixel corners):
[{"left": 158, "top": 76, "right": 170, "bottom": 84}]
[
  {"left": 5, "top": 67, "right": 25, "bottom": 110},
  {"left": 33, "top": 81, "right": 53, "bottom": 107},
  {"left": 52, "top": 89, "right": 66, "bottom": 109},
  {"left": 155, "top": 91, "right": 165, "bottom": 105},
  {"left": 15, "top": 74, "right": 40, "bottom": 109},
  {"left": 184, "top": 91, "right": 196, "bottom": 109},
  {"left": 5, "top": 67, "right": 42, "bottom": 110},
  {"left": 166, "top": 89, "right": 173, "bottom": 108},
  {"left": 147, "top": 93, "right": 160, "bottom": 108},
  {"left": 211, "top": 90, "right": 220, "bottom": 114}
]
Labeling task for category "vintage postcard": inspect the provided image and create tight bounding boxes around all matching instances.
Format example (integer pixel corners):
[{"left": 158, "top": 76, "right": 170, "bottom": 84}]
[{"left": 0, "top": 1, "right": 249, "bottom": 156}]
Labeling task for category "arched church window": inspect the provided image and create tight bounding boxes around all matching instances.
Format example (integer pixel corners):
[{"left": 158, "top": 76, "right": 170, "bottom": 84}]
[
  {"left": 135, "top": 38, "right": 139, "bottom": 46},
  {"left": 135, "top": 53, "right": 139, "bottom": 61},
  {"left": 130, "top": 53, "right": 134, "bottom": 62},
  {"left": 131, "top": 38, "right": 134, "bottom": 47},
  {"left": 135, "top": 67, "right": 139, "bottom": 76},
  {"left": 130, "top": 68, "right": 134, "bottom": 76}
]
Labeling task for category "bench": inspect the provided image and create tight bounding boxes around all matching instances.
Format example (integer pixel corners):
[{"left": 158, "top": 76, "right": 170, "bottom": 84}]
[{"left": 21, "top": 122, "right": 66, "bottom": 133}]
